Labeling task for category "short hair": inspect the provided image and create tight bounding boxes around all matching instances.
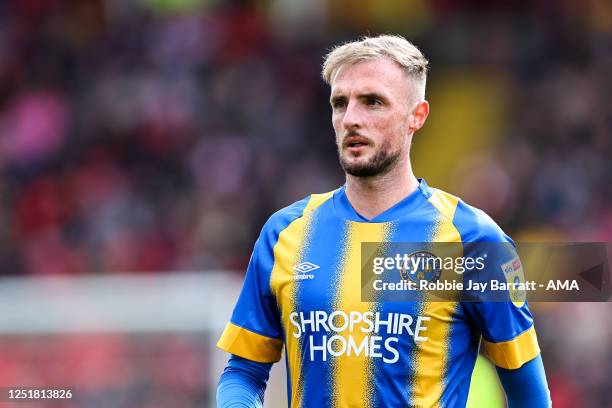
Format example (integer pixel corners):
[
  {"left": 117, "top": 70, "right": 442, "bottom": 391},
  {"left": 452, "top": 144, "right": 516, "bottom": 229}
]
[{"left": 322, "top": 34, "right": 429, "bottom": 99}]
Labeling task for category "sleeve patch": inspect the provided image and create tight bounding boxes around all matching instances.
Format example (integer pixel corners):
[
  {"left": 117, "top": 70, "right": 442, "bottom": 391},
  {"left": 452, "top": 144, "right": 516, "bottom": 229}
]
[{"left": 500, "top": 255, "right": 527, "bottom": 307}]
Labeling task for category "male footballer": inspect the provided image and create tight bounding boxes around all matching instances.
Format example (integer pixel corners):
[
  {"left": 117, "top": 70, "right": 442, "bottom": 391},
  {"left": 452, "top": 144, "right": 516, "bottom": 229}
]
[{"left": 216, "top": 35, "right": 551, "bottom": 407}]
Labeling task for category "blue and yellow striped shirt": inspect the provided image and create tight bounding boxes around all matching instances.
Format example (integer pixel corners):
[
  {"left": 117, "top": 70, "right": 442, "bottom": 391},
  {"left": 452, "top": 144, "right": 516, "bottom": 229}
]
[{"left": 218, "top": 179, "right": 540, "bottom": 408}]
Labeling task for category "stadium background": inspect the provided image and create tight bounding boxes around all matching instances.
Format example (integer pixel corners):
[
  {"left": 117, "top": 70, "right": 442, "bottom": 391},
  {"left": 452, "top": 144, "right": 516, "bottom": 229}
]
[{"left": 0, "top": 0, "right": 611, "bottom": 406}]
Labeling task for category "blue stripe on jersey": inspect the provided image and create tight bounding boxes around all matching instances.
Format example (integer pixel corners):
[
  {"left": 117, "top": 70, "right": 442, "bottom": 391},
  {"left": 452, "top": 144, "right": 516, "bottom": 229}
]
[
  {"left": 370, "top": 205, "right": 434, "bottom": 408},
  {"left": 296, "top": 198, "right": 349, "bottom": 407}
]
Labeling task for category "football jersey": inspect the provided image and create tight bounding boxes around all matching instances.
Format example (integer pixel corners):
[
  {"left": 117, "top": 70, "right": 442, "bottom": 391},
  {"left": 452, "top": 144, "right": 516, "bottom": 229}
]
[{"left": 217, "top": 179, "right": 540, "bottom": 408}]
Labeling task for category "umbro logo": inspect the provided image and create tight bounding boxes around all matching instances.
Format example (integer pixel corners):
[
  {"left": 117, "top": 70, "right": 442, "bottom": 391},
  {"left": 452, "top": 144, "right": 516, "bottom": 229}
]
[
  {"left": 292, "top": 262, "right": 319, "bottom": 280},
  {"left": 293, "top": 262, "right": 320, "bottom": 274}
]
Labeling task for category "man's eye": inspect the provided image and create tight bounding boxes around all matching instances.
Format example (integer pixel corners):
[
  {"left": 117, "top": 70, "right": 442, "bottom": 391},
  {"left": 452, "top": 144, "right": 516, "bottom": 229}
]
[
  {"left": 332, "top": 100, "right": 346, "bottom": 109},
  {"left": 366, "top": 97, "right": 382, "bottom": 106}
]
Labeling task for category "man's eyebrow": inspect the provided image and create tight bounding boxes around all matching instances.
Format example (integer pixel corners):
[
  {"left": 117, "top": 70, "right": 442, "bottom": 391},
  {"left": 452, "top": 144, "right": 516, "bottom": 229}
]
[
  {"left": 331, "top": 92, "right": 388, "bottom": 101},
  {"left": 359, "top": 92, "right": 387, "bottom": 101}
]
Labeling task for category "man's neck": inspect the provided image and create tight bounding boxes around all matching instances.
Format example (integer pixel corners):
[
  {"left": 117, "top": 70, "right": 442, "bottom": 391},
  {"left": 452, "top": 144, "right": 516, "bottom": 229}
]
[{"left": 344, "top": 164, "right": 419, "bottom": 220}]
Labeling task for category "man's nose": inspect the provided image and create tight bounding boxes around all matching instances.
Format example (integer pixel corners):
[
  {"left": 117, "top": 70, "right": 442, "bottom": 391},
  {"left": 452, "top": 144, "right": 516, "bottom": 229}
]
[{"left": 342, "top": 101, "right": 362, "bottom": 129}]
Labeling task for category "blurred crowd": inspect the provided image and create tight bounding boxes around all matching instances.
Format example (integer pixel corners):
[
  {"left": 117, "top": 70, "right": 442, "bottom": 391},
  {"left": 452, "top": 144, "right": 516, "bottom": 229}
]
[
  {"left": 1, "top": 0, "right": 611, "bottom": 276},
  {"left": 0, "top": 0, "right": 344, "bottom": 276},
  {"left": 0, "top": 0, "right": 611, "bottom": 407}
]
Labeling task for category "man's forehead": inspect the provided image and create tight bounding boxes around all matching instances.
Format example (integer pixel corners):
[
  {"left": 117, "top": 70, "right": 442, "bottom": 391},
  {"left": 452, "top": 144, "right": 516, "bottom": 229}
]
[
  {"left": 330, "top": 58, "right": 409, "bottom": 95},
  {"left": 330, "top": 83, "right": 389, "bottom": 98}
]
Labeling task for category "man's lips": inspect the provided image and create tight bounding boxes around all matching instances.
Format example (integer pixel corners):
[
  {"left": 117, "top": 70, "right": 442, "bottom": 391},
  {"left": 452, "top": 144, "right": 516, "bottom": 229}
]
[{"left": 343, "top": 135, "right": 371, "bottom": 149}]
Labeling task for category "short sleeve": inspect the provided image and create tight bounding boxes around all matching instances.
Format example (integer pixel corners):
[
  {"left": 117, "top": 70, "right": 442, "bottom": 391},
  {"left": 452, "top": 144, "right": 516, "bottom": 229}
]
[
  {"left": 217, "top": 229, "right": 284, "bottom": 363},
  {"left": 462, "top": 241, "right": 541, "bottom": 370}
]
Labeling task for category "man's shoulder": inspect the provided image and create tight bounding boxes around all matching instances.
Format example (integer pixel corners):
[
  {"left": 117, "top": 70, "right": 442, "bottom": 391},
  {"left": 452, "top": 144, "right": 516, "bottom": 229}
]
[
  {"left": 262, "top": 190, "right": 337, "bottom": 235},
  {"left": 428, "top": 187, "right": 511, "bottom": 243}
]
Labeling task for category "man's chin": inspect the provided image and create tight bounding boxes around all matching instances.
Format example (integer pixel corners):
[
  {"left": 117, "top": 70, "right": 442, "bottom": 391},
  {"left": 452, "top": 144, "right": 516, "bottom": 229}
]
[
  {"left": 341, "top": 155, "right": 369, "bottom": 167},
  {"left": 339, "top": 150, "right": 400, "bottom": 178},
  {"left": 341, "top": 160, "right": 385, "bottom": 178}
]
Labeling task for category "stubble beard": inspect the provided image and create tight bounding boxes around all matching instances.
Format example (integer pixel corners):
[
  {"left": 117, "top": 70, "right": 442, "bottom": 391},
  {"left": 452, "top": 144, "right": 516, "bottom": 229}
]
[{"left": 338, "top": 139, "right": 402, "bottom": 178}]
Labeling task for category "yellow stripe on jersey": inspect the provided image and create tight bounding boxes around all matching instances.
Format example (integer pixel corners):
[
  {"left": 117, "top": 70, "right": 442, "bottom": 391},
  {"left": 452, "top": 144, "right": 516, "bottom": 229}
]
[
  {"left": 411, "top": 189, "right": 462, "bottom": 407},
  {"left": 428, "top": 189, "right": 460, "bottom": 229},
  {"left": 332, "top": 222, "right": 390, "bottom": 408},
  {"left": 217, "top": 322, "right": 284, "bottom": 363},
  {"left": 483, "top": 326, "right": 540, "bottom": 369},
  {"left": 270, "top": 192, "right": 334, "bottom": 408},
  {"left": 304, "top": 191, "right": 336, "bottom": 213}
]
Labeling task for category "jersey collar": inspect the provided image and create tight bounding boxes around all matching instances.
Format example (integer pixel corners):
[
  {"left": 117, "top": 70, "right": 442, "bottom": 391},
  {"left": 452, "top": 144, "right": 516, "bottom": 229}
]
[{"left": 333, "top": 179, "right": 432, "bottom": 223}]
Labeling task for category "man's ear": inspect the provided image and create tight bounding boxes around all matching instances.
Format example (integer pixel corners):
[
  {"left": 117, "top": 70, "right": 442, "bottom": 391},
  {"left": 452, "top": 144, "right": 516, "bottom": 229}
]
[{"left": 410, "top": 100, "right": 430, "bottom": 132}]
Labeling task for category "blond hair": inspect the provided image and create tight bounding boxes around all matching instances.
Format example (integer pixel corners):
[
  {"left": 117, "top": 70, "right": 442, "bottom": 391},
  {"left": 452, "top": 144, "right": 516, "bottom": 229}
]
[{"left": 322, "top": 35, "right": 428, "bottom": 99}]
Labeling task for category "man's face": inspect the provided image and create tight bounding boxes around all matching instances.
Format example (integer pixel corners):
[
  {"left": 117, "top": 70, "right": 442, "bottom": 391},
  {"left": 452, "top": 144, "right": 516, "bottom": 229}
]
[{"left": 330, "top": 58, "right": 416, "bottom": 178}]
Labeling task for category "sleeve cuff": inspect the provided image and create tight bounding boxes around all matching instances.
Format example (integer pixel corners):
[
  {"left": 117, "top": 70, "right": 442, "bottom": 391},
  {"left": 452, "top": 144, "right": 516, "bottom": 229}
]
[
  {"left": 217, "top": 322, "right": 283, "bottom": 363},
  {"left": 483, "top": 325, "right": 541, "bottom": 369}
]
